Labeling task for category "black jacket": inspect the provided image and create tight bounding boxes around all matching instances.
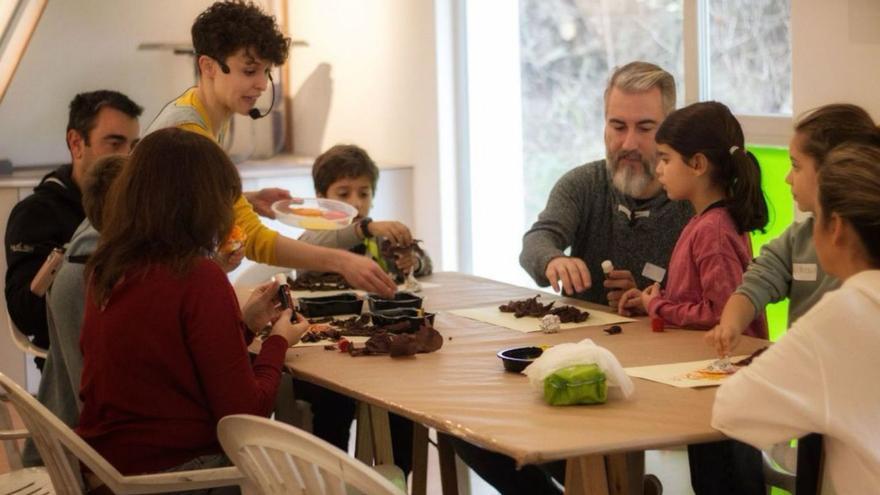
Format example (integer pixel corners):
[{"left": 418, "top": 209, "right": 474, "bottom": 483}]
[{"left": 4, "top": 164, "right": 84, "bottom": 355}]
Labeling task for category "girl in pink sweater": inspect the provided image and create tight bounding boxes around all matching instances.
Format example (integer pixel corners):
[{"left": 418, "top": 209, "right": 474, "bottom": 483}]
[{"left": 619, "top": 101, "right": 768, "bottom": 338}]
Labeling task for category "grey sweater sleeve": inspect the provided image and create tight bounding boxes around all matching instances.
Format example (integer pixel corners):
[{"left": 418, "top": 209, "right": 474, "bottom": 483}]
[
  {"left": 735, "top": 223, "right": 796, "bottom": 318},
  {"left": 520, "top": 166, "right": 589, "bottom": 286},
  {"left": 298, "top": 222, "right": 362, "bottom": 250}
]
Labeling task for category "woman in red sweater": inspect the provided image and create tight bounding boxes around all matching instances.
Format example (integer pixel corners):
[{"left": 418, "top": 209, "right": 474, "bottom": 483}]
[{"left": 76, "top": 128, "right": 308, "bottom": 480}]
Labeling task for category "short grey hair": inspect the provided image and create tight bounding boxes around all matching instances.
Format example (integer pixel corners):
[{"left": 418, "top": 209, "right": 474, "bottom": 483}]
[{"left": 604, "top": 61, "right": 676, "bottom": 116}]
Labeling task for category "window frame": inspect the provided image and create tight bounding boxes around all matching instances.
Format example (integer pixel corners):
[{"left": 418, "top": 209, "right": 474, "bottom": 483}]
[{"left": 684, "top": 0, "right": 793, "bottom": 146}]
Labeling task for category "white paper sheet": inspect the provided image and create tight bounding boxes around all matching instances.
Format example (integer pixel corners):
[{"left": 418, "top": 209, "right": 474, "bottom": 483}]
[
  {"left": 448, "top": 304, "right": 634, "bottom": 333},
  {"left": 624, "top": 356, "right": 750, "bottom": 388},
  {"left": 293, "top": 335, "right": 370, "bottom": 348}
]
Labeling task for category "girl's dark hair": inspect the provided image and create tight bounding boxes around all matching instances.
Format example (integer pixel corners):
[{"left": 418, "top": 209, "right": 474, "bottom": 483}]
[
  {"left": 82, "top": 154, "right": 127, "bottom": 230},
  {"left": 818, "top": 131, "right": 880, "bottom": 266},
  {"left": 86, "top": 128, "right": 242, "bottom": 305},
  {"left": 795, "top": 104, "right": 876, "bottom": 167},
  {"left": 655, "top": 101, "right": 768, "bottom": 233},
  {"left": 312, "top": 144, "right": 379, "bottom": 197},
  {"left": 192, "top": 1, "right": 290, "bottom": 67}
]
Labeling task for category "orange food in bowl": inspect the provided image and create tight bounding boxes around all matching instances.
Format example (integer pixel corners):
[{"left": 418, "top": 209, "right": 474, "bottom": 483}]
[
  {"left": 290, "top": 207, "right": 324, "bottom": 217},
  {"left": 221, "top": 225, "right": 247, "bottom": 253}
]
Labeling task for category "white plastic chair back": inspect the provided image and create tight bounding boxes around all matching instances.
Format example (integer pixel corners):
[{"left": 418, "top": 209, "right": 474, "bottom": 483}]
[
  {"left": 7, "top": 309, "right": 48, "bottom": 359},
  {"left": 0, "top": 389, "right": 54, "bottom": 493},
  {"left": 218, "top": 414, "right": 405, "bottom": 495},
  {"left": 0, "top": 372, "right": 244, "bottom": 495}
]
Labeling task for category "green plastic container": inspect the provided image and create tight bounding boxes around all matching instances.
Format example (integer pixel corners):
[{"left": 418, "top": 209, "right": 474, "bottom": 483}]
[{"left": 543, "top": 364, "right": 607, "bottom": 406}]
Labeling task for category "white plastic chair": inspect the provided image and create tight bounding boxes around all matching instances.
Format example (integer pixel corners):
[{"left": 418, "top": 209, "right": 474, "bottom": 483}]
[
  {"left": 1, "top": 388, "right": 53, "bottom": 494},
  {"left": 0, "top": 372, "right": 246, "bottom": 495},
  {"left": 218, "top": 414, "right": 406, "bottom": 495},
  {"left": 6, "top": 308, "right": 48, "bottom": 359}
]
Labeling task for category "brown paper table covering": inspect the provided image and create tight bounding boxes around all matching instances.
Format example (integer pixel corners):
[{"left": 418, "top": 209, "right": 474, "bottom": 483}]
[{"left": 279, "top": 272, "right": 768, "bottom": 469}]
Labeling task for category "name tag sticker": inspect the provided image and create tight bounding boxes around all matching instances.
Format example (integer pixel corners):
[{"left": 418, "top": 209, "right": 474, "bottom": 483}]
[
  {"left": 793, "top": 263, "right": 818, "bottom": 281},
  {"left": 642, "top": 262, "right": 667, "bottom": 283}
]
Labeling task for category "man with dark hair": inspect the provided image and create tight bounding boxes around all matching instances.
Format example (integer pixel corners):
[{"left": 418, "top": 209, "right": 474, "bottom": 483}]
[{"left": 4, "top": 90, "right": 141, "bottom": 369}]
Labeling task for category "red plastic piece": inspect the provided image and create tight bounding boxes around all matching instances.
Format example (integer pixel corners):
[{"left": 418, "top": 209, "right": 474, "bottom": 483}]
[{"left": 651, "top": 317, "right": 665, "bottom": 333}]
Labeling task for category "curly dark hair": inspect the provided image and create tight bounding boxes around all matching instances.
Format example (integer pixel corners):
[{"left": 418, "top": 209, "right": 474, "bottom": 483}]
[
  {"left": 192, "top": 1, "right": 290, "bottom": 67},
  {"left": 312, "top": 145, "right": 380, "bottom": 197}
]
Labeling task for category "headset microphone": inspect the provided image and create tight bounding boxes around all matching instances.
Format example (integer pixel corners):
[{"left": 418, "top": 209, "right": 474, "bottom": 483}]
[{"left": 249, "top": 72, "right": 275, "bottom": 120}]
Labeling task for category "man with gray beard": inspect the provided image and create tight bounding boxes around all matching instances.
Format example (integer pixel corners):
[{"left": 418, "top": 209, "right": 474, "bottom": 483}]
[{"left": 520, "top": 61, "right": 692, "bottom": 308}]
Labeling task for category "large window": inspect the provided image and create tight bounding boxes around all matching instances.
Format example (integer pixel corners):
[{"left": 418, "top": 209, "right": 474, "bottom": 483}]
[
  {"left": 460, "top": 0, "right": 792, "bottom": 291},
  {"left": 703, "top": 0, "right": 791, "bottom": 115},
  {"left": 520, "top": 0, "right": 685, "bottom": 236}
]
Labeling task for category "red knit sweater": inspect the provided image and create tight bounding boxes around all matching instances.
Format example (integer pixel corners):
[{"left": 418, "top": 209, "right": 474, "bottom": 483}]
[
  {"left": 76, "top": 258, "right": 288, "bottom": 475},
  {"left": 647, "top": 206, "right": 768, "bottom": 338}
]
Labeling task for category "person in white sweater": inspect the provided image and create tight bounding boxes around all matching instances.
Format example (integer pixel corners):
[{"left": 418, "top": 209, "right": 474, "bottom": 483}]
[{"left": 713, "top": 135, "right": 880, "bottom": 494}]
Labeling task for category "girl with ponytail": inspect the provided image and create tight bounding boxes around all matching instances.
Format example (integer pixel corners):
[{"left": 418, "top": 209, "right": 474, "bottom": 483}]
[
  {"left": 707, "top": 104, "right": 877, "bottom": 357},
  {"left": 618, "top": 101, "right": 768, "bottom": 339},
  {"left": 618, "top": 101, "right": 770, "bottom": 495}
]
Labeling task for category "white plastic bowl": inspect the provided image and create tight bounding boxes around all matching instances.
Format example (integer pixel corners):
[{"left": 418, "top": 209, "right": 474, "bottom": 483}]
[{"left": 271, "top": 198, "right": 358, "bottom": 230}]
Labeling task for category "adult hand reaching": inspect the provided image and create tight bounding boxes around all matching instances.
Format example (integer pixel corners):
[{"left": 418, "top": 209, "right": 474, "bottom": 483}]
[
  {"left": 544, "top": 256, "right": 591, "bottom": 295},
  {"left": 244, "top": 188, "right": 294, "bottom": 219},
  {"left": 337, "top": 251, "right": 397, "bottom": 297}
]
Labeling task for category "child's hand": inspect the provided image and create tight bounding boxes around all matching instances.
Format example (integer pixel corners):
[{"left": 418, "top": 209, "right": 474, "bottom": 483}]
[
  {"left": 705, "top": 323, "right": 743, "bottom": 357},
  {"left": 269, "top": 310, "right": 310, "bottom": 346},
  {"left": 641, "top": 282, "right": 661, "bottom": 309},
  {"left": 395, "top": 252, "right": 416, "bottom": 273},
  {"left": 617, "top": 288, "right": 645, "bottom": 316},
  {"left": 366, "top": 220, "right": 413, "bottom": 246},
  {"left": 242, "top": 279, "right": 281, "bottom": 333}
]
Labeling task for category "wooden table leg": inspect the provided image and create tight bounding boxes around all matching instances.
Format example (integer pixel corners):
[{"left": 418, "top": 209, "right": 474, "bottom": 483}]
[
  {"left": 565, "top": 455, "right": 609, "bottom": 495},
  {"left": 354, "top": 403, "right": 395, "bottom": 467},
  {"left": 355, "top": 402, "right": 374, "bottom": 465},
  {"left": 411, "top": 423, "right": 429, "bottom": 495},
  {"left": 368, "top": 405, "right": 395, "bottom": 466},
  {"left": 437, "top": 433, "right": 460, "bottom": 495}
]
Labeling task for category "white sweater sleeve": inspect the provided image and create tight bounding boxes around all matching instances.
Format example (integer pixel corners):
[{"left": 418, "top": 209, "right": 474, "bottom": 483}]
[{"left": 711, "top": 322, "right": 827, "bottom": 449}]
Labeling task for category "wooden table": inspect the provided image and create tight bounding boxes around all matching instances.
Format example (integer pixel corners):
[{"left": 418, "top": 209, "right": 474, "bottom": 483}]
[{"left": 282, "top": 272, "right": 767, "bottom": 495}]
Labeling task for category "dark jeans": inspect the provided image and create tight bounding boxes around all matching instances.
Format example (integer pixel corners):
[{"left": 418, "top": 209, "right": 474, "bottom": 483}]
[
  {"left": 687, "top": 440, "right": 765, "bottom": 495},
  {"left": 447, "top": 434, "right": 564, "bottom": 495},
  {"left": 291, "top": 378, "right": 415, "bottom": 475},
  {"left": 160, "top": 454, "right": 240, "bottom": 495},
  {"left": 452, "top": 435, "right": 765, "bottom": 495}
]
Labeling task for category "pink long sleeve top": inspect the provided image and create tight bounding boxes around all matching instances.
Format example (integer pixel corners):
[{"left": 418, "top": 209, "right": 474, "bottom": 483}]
[{"left": 647, "top": 205, "right": 767, "bottom": 338}]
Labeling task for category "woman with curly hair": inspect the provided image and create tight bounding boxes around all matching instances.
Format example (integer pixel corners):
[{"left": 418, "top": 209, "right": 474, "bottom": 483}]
[{"left": 146, "top": 1, "right": 396, "bottom": 294}]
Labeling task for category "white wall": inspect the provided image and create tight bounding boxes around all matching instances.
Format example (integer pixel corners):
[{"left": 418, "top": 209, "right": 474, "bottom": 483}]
[
  {"left": 287, "top": 0, "right": 445, "bottom": 268},
  {"left": 791, "top": 0, "right": 880, "bottom": 118},
  {"left": 0, "top": 1, "right": 224, "bottom": 166}
]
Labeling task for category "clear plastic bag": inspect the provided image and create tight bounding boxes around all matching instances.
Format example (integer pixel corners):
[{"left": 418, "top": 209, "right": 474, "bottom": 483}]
[{"left": 524, "top": 338, "right": 635, "bottom": 402}]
